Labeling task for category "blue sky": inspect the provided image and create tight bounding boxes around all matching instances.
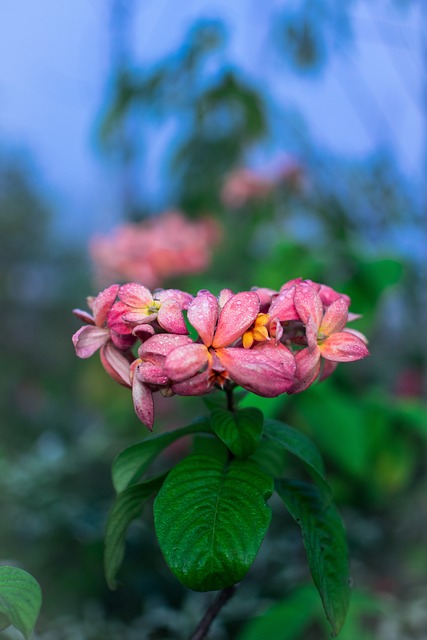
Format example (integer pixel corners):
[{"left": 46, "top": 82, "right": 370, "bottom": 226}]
[{"left": 0, "top": 0, "right": 423, "bottom": 241}]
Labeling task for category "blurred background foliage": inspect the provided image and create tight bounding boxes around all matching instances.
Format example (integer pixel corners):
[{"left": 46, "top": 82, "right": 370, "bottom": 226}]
[{"left": 1, "top": 1, "right": 427, "bottom": 638}]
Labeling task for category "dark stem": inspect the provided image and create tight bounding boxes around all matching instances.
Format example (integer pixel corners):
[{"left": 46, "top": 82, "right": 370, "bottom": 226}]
[
  {"left": 225, "top": 385, "right": 235, "bottom": 412},
  {"left": 189, "top": 586, "right": 237, "bottom": 640}
]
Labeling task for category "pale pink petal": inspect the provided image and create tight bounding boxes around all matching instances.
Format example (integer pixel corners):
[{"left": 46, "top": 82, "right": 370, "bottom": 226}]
[
  {"left": 268, "top": 285, "right": 299, "bottom": 321},
  {"left": 172, "top": 370, "right": 212, "bottom": 396},
  {"left": 157, "top": 299, "right": 188, "bottom": 334},
  {"left": 279, "top": 277, "right": 302, "bottom": 290},
  {"left": 72, "top": 309, "right": 95, "bottom": 324},
  {"left": 218, "top": 288, "right": 234, "bottom": 308},
  {"left": 72, "top": 325, "right": 109, "bottom": 358},
  {"left": 156, "top": 289, "right": 193, "bottom": 309},
  {"left": 305, "top": 315, "right": 319, "bottom": 352},
  {"left": 347, "top": 312, "right": 362, "bottom": 322},
  {"left": 187, "top": 290, "right": 219, "bottom": 347},
  {"left": 320, "top": 332, "right": 370, "bottom": 362},
  {"left": 343, "top": 327, "right": 368, "bottom": 344},
  {"left": 289, "top": 347, "right": 321, "bottom": 394},
  {"left": 216, "top": 342, "right": 295, "bottom": 397},
  {"left": 122, "top": 310, "right": 156, "bottom": 325},
  {"left": 118, "top": 283, "right": 153, "bottom": 307},
  {"left": 138, "top": 333, "right": 194, "bottom": 358},
  {"left": 92, "top": 284, "right": 120, "bottom": 326},
  {"left": 212, "top": 291, "right": 260, "bottom": 348},
  {"left": 251, "top": 287, "right": 277, "bottom": 311},
  {"left": 132, "top": 377, "right": 154, "bottom": 430},
  {"left": 320, "top": 297, "right": 349, "bottom": 336},
  {"left": 164, "top": 343, "right": 208, "bottom": 382},
  {"left": 100, "top": 343, "right": 132, "bottom": 387},
  {"left": 293, "top": 281, "right": 323, "bottom": 327}
]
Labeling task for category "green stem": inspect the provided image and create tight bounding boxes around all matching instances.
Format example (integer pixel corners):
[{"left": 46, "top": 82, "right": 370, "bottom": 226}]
[
  {"left": 189, "top": 586, "right": 237, "bottom": 640},
  {"left": 225, "top": 385, "right": 235, "bottom": 412}
]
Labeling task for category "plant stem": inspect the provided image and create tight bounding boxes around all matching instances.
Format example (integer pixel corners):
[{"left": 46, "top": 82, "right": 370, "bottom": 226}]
[
  {"left": 225, "top": 385, "right": 234, "bottom": 412},
  {"left": 190, "top": 586, "right": 236, "bottom": 640}
]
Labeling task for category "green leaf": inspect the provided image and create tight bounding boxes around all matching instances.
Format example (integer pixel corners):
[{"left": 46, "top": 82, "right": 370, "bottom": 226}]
[
  {"left": 275, "top": 479, "right": 350, "bottom": 636},
  {"left": 237, "top": 584, "right": 322, "bottom": 640},
  {"left": 0, "top": 566, "right": 42, "bottom": 639},
  {"left": 154, "top": 454, "right": 273, "bottom": 591},
  {"left": 112, "top": 418, "right": 211, "bottom": 492},
  {"left": 210, "top": 407, "right": 263, "bottom": 458},
  {"left": 104, "top": 474, "right": 167, "bottom": 589},
  {"left": 264, "top": 419, "right": 330, "bottom": 495}
]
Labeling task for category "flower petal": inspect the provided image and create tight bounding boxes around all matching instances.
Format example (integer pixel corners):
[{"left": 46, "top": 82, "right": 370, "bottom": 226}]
[
  {"left": 132, "top": 377, "right": 154, "bottom": 430},
  {"left": 289, "top": 347, "right": 321, "bottom": 394},
  {"left": 72, "top": 309, "right": 95, "bottom": 324},
  {"left": 118, "top": 283, "right": 153, "bottom": 307},
  {"left": 212, "top": 291, "right": 260, "bottom": 348},
  {"left": 319, "top": 284, "right": 350, "bottom": 308},
  {"left": 216, "top": 342, "right": 296, "bottom": 397},
  {"left": 268, "top": 285, "right": 299, "bottom": 321},
  {"left": 320, "top": 297, "right": 348, "bottom": 336},
  {"left": 187, "top": 290, "right": 219, "bottom": 347},
  {"left": 293, "top": 280, "right": 323, "bottom": 327},
  {"left": 137, "top": 361, "right": 169, "bottom": 386},
  {"left": 157, "top": 299, "right": 188, "bottom": 334},
  {"left": 92, "top": 284, "right": 120, "bottom": 326},
  {"left": 164, "top": 343, "right": 208, "bottom": 382},
  {"left": 139, "top": 333, "right": 194, "bottom": 358},
  {"left": 172, "top": 370, "right": 212, "bottom": 396},
  {"left": 100, "top": 343, "right": 132, "bottom": 387},
  {"left": 156, "top": 289, "right": 193, "bottom": 309},
  {"left": 320, "top": 332, "right": 370, "bottom": 362},
  {"left": 72, "top": 325, "right": 109, "bottom": 358}
]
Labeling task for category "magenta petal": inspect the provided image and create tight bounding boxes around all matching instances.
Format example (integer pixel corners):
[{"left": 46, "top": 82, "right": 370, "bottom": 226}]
[
  {"left": 172, "top": 370, "right": 212, "bottom": 396},
  {"left": 305, "top": 315, "right": 319, "bottom": 351},
  {"left": 293, "top": 281, "right": 323, "bottom": 327},
  {"left": 72, "top": 325, "right": 109, "bottom": 358},
  {"left": 320, "top": 332, "right": 370, "bottom": 362},
  {"left": 133, "top": 324, "right": 155, "bottom": 340},
  {"left": 319, "top": 359, "right": 338, "bottom": 382},
  {"left": 289, "top": 347, "right": 321, "bottom": 394},
  {"left": 320, "top": 297, "right": 348, "bottom": 336},
  {"left": 212, "top": 291, "right": 260, "bottom": 348},
  {"left": 319, "top": 284, "right": 350, "bottom": 308},
  {"left": 137, "top": 361, "right": 169, "bottom": 386},
  {"left": 119, "top": 283, "right": 153, "bottom": 307},
  {"left": 100, "top": 343, "right": 132, "bottom": 387},
  {"left": 216, "top": 343, "right": 295, "bottom": 397},
  {"left": 157, "top": 300, "right": 188, "bottom": 334},
  {"left": 139, "top": 333, "right": 193, "bottom": 358},
  {"left": 164, "top": 343, "right": 208, "bottom": 382},
  {"left": 110, "top": 329, "right": 136, "bottom": 351},
  {"left": 132, "top": 378, "right": 154, "bottom": 430},
  {"left": 107, "top": 301, "right": 135, "bottom": 334},
  {"left": 92, "top": 284, "right": 120, "bottom": 326},
  {"left": 187, "top": 290, "right": 219, "bottom": 346}
]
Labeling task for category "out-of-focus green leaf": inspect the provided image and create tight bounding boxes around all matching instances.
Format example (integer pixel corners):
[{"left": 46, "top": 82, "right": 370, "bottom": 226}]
[
  {"left": 276, "top": 479, "right": 350, "bottom": 636},
  {"left": 104, "top": 474, "right": 166, "bottom": 589},
  {"left": 112, "top": 418, "right": 211, "bottom": 492},
  {"left": 210, "top": 407, "right": 263, "bottom": 458},
  {"left": 0, "top": 566, "right": 42, "bottom": 639}
]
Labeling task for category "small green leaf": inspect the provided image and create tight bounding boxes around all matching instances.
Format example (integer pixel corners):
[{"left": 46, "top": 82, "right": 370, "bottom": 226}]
[
  {"left": 112, "top": 418, "right": 211, "bottom": 492},
  {"left": 104, "top": 474, "right": 166, "bottom": 589},
  {"left": 210, "top": 407, "right": 263, "bottom": 458},
  {"left": 237, "top": 584, "right": 322, "bottom": 640},
  {"left": 154, "top": 454, "right": 273, "bottom": 591},
  {"left": 0, "top": 566, "right": 42, "bottom": 639},
  {"left": 264, "top": 419, "right": 330, "bottom": 495},
  {"left": 275, "top": 479, "right": 350, "bottom": 636}
]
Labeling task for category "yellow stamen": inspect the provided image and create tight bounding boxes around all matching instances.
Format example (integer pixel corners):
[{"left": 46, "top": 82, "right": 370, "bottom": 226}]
[{"left": 242, "top": 313, "right": 270, "bottom": 349}]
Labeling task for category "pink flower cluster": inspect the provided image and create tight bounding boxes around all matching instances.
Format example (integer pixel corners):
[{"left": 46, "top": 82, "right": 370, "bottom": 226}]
[
  {"left": 72, "top": 279, "right": 369, "bottom": 430},
  {"left": 89, "top": 211, "right": 222, "bottom": 288}
]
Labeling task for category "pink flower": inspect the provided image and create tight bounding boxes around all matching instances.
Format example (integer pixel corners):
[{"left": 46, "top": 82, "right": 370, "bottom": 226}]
[
  {"left": 164, "top": 290, "right": 296, "bottom": 397},
  {"left": 89, "top": 211, "right": 222, "bottom": 288},
  {"left": 221, "top": 169, "right": 274, "bottom": 208},
  {"left": 290, "top": 283, "right": 369, "bottom": 393},
  {"left": 72, "top": 285, "right": 135, "bottom": 386},
  {"left": 108, "top": 283, "right": 193, "bottom": 336}
]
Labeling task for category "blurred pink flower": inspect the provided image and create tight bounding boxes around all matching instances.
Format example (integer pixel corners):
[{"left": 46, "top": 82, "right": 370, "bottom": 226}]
[
  {"left": 221, "top": 169, "right": 274, "bottom": 208},
  {"left": 89, "top": 211, "right": 222, "bottom": 288}
]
